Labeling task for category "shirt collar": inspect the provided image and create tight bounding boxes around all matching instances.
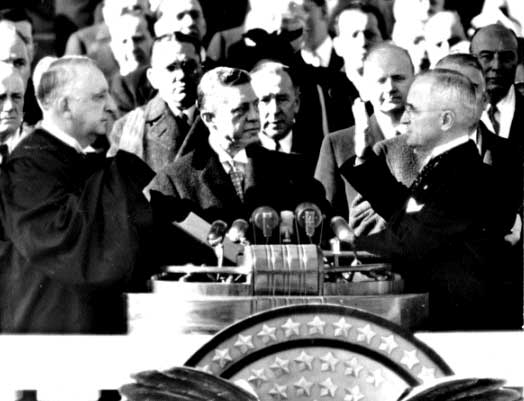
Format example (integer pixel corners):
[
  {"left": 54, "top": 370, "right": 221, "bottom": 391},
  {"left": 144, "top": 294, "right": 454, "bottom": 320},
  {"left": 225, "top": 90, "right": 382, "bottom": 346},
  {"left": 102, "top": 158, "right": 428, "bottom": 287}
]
[
  {"left": 208, "top": 133, "right": 248, "bottom": 172},
  {"left": 3, "top": 126, "right": 26, "bottom": 153},
  {"left": 422, "top": 135, "right": 469, "bottom": 169},
  {"left": 301, "top": 36, "right": 333, "bottom": 68},
  {"left": 258, "top": 130, "right": 293, "bottom": 153},
  {"left": 41, "top": 119, "right": 95, "bottom": 154}
]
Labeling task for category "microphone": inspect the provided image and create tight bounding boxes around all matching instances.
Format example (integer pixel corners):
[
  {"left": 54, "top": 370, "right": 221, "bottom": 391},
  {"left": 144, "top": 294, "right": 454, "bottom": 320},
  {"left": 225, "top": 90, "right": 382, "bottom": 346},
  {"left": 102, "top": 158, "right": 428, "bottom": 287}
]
[
  {"left": 279, "top": 210, "right": 295, "bottom": 244},
  {"left": 330, "top": 216, "right": 360, "bottom": 265},
  {"left": 227, "top": 219, "right": 249, "bottom": 244},
  {"left": 295, "top": 202, "right": 323, "bottom": 240},
  {"left": 207, "top": 220, "right": 228, "bottom": 267},
  {"left": 251, "top": 206, "right": 279, "bottom": 241}
]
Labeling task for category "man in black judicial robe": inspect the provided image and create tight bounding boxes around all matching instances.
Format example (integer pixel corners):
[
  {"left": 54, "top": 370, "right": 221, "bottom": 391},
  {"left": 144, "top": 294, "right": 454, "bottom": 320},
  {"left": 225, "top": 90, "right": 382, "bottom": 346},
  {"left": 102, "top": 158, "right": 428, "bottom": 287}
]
[
  {"left": 340, "top": 69, "right": 522, "bottom": 331},
  {"left": 0, "top": 56, "right": 156, "bottom": 334}
]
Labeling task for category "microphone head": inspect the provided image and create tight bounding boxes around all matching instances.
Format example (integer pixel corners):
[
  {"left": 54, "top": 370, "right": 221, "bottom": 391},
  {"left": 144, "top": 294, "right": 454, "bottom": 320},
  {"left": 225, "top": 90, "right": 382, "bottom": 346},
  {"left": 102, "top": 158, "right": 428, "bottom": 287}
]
[
  {"left": 330, "top": 216, "right": 354, "bottom": 243},
  {"left": 227, "top": 219, "right": 249, "bottom": 243},
  {"left": 295, "top": 202, "right": 323, "bottom": 237},
  {"left": 279, "top": 210, "right": 295, "bottom": 243},
  {"left": 207, "top": 220, "right": 228, "bottom": 247},
  {"left": 251, "top": 206, "right": 279, "bottom": 238}
]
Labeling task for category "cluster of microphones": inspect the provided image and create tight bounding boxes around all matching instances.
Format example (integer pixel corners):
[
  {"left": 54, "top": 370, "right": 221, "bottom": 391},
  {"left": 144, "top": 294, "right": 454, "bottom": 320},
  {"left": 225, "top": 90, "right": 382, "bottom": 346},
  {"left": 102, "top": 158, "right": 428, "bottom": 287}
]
[{"left": 206, "top": 202, "right": 356, "bottom": 268}]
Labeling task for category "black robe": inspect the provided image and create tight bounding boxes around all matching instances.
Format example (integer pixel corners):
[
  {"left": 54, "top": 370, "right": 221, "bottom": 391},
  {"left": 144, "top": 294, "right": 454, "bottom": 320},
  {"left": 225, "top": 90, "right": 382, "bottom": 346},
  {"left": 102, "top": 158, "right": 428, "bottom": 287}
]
[
  {"left": 341, "top": 140, "right": 522, "bottom": 331},
  {"left": 0, "top": 129, "right": 155, "bottom": 333}
]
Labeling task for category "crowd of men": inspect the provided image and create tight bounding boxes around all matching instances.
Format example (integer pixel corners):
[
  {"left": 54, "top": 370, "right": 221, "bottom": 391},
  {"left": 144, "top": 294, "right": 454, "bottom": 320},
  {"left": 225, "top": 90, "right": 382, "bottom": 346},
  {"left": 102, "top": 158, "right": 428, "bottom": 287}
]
[{"left": 0, "top": 0, "right": 523, "bottom": 335}]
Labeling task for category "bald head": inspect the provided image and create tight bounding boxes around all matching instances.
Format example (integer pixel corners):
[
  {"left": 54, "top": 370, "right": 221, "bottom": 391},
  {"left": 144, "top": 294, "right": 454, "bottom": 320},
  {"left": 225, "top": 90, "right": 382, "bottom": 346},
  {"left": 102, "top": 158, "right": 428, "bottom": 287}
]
[
  {"left": 0, "top": 63, "right": 24, "bottom": 140},
  {"left": 470, "top": 24, "right": 519, "bottom": 104},
  {"left": 362, "top": 43, "right": 414, "bottom": 116}
]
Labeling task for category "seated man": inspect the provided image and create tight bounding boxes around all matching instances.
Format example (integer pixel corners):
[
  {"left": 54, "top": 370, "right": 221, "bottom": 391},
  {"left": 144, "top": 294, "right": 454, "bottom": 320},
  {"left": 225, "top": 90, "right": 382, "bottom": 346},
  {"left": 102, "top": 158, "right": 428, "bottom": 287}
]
[
  {"left": 109, "top": 32, "right": 203, "bottom": 173},
  {"left": 147, "top": 67, "right": 329, "bottom": 231},
  {"left": 0, "top": 56, "right": 156, "bottom": 333},
  {"left": 340, "top": 69, "right": 521, "bottom": 330}
]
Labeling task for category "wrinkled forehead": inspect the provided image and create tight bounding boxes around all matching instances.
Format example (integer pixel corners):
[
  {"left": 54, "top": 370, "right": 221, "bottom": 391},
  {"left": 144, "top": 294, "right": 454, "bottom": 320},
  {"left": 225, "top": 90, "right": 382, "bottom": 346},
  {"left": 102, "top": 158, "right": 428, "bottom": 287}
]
[
  {"left": 471, "top": 28, "right": 518, "bottom": 53},
  {"left": 151, "top": 40, "right": 198, "bottom": 67},
  {"left": 251, "top": 68, "right": 295, "bottom": 94},
  {"left": 207, "top": 83, "right": 257, "bottom": 112},
  {"left": 337, "top": 9, "right": 378, "bottom": 32}
]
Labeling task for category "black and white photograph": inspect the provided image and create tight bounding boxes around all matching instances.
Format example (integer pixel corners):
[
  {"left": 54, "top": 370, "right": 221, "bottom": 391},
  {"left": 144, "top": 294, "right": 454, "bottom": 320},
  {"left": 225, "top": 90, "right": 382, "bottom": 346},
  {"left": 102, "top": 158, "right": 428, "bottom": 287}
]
[{"left": 0, "top": 0, "right": 523, "bottom": 400}]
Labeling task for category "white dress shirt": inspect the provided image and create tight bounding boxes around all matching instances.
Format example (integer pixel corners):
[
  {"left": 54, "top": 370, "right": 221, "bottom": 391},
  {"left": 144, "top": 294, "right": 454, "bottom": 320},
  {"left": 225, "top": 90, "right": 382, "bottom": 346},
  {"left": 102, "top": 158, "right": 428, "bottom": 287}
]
[
  {"left": 421, "top": 135, "right": 470, "bottom": 169},
  {"left": 258, "top": 131, "right": 293, "bottom": 153},
  {"left": 480, "top": 85, "right": 515, "bottom": 139},
  {"left": 208, "top": 133, "right": 248, "bottom": 174},
  {"left": 301, "top": 36, "right": 334, "bottom": 68}
]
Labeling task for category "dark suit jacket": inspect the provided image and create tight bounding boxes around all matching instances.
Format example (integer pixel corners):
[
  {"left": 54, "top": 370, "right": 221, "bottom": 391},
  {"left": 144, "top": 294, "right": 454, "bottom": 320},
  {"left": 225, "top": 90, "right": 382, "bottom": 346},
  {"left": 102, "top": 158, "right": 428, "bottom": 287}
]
[
  {"left": 64, "top": 22, "right": 118, "bottom": 79},
  {"left": 109, "top": 95, "right": 191, "bottom": 173},
  {"left": 508, "top": 87, "right": 524, "bottom": 150},
  {"left": 148, "top": 142, "right": 331, "bottom": 227},
  {"left": 314, "top": 115, "right": 388, "bottom": 219},
  {"left": 342, "top": 140, "right": 521, "bottom": 330}
]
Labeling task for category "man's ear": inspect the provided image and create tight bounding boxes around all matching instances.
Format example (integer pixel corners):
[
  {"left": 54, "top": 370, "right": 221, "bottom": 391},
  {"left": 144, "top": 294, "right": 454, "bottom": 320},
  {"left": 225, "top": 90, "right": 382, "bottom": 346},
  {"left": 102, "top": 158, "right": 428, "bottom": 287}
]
[
  {"left": 146, "top": 67, "right": 158, "bottom": 89},
  {"left": 57, "top": 96, "right": 71, "bottom": 117},
  {"left": 440, "top": 110, "right": 455, "bottom": 131}
]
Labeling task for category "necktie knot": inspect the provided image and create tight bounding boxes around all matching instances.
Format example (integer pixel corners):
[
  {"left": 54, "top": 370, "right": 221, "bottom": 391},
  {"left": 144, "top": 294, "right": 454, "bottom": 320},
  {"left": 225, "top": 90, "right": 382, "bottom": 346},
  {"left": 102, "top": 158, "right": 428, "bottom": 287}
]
[{"left": 0, "top": 143, "right": 9, "bottom": 165}]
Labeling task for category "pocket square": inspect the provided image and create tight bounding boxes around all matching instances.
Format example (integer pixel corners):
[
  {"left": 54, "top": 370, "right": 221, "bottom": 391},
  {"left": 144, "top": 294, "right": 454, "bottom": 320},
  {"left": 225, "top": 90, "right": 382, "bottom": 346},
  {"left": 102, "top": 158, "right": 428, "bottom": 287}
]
[{"left": 406, "top": 197, "right": 424, "bottom": 213}]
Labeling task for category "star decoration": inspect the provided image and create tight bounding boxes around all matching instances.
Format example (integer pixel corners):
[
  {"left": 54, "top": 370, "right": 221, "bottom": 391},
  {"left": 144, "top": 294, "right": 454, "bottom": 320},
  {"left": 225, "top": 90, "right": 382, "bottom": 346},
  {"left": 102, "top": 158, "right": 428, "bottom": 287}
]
[
  {"left": 281, "top": 318, "right": 301, "bottom": 338},
  {"left": 344, "top": 357, "right": 363, "bottom": 377},
  {"left": 401, "top": 349, "right": 420, "bottom": 370},
  {"left": 247, "top": 368, "right": 268, "bottom": 388},
  {"left": 257, "top": 324, "right": 277, "bottom": 343},
  {"left": 268, "top": 383, "right": 288, "bottom": 400},
  {"left": 379, "top": 335, "right": 398, "bottom": 355},
  {"left": 295, "top": 351, "right": 315, "bottom": 371},
  {"left": 418, "top": 366, "right": 436, "bottom": 383},
  {"left": 319, "top": 377, "right": 338, "bottom": 398},
  {"left": 212, "top": 348, "right": 232, "bottom": 368},
  {"left": 294, "top": 377, "right": 314, "bottom": 397},
  {"left": 270, "top": 357, "right": 290, "bottom": 377},
  {"left": 307, "top": 316, "right": 326, "bottom": 335},
  {"left": 197, "top": 364, "right": 211, "bottom": 374},
  {"left": 333, "top": 318, "right": 352, "bottom": 337},
  {"left": 320, "top": 352, "right": 339, "bottom": 372},
  {"left": 344, "top": 385, "right": 364, "bottom": 401},
  {"left": 234, "top": 334, "right": 255, "bottom": 354},
  {"left": 356, "top": 324, "right": 376, "bottom": 344},
  {"left": 366, "top": 369, "right": 385, "bottom": 387}
]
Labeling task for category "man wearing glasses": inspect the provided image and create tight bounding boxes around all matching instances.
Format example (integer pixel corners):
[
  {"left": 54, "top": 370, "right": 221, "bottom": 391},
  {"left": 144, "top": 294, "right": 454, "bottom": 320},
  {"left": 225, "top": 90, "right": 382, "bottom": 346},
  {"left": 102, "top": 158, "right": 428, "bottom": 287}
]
[{"left": 109, "top": 31, "right": 203, "bottom": 173}]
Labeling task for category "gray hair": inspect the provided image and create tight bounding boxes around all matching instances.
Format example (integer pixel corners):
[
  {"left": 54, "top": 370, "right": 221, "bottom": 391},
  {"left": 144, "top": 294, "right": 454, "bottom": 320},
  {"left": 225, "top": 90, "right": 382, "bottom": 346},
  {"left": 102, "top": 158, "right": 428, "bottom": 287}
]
[
  {"left": 36, "top": 56, "right": 98, "bottom": 109},
  {"left": 416, "top": 68, "right": 478, "bottom": 129}
]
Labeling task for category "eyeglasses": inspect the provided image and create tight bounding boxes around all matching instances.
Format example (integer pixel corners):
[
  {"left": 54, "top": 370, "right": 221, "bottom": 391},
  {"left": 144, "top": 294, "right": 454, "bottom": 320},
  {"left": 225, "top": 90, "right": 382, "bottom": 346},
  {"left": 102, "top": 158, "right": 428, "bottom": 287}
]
[
  {"left": 165, "top": 59, "right": 200, "bottom": 74},
  {"left": 404, "top": 105, "right": 446, "bottom": 115}
]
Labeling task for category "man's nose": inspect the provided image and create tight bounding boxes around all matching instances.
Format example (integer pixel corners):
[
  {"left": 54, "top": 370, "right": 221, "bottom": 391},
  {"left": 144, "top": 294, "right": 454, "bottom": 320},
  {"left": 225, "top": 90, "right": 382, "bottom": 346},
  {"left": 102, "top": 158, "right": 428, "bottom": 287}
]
[
  {"left": 2, "top": 97, "right": 15, "bottom": 112},
  {"left": 383, "top": 77, "right": 394, "bottom": 91},
  {"left": 247, "top": 103, "right": 259, "bottom": 120}
]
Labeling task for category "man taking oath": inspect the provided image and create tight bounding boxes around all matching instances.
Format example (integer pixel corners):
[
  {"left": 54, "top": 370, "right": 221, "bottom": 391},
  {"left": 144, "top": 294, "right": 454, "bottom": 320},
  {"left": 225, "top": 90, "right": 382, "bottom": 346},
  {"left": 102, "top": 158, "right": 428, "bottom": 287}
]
[{"left": 340, "top": 69, "right": 522, "bottom": 331}]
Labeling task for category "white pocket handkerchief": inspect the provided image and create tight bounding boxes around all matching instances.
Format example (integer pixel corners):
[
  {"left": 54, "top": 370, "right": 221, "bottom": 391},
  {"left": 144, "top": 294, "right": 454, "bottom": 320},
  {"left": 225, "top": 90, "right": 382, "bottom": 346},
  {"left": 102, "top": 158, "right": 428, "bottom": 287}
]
[{"left": 406, "top": 197, "right": 424, "bottom": 213}]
